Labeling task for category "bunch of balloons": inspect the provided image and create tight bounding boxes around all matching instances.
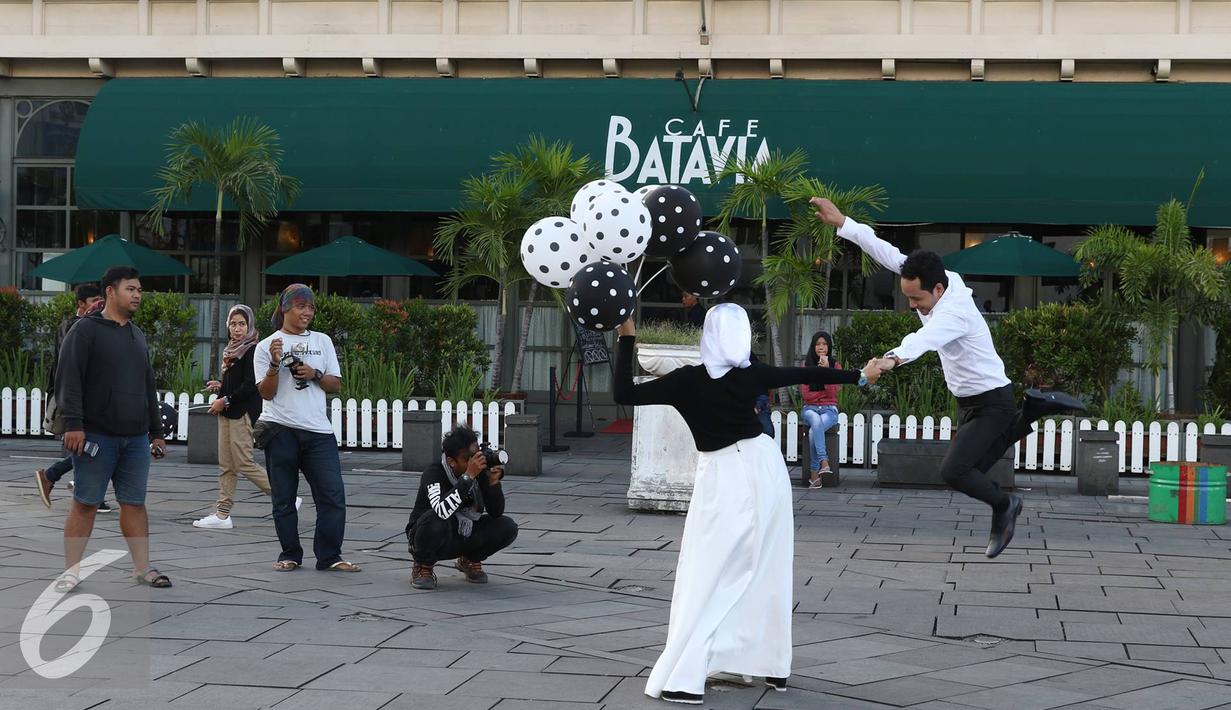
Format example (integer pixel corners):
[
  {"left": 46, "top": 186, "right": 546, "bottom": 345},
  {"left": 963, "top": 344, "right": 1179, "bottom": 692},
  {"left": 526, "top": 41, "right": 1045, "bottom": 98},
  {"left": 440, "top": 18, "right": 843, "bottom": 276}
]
[{"left": 519, "top": 179, "right": 741, "bottom": 331}]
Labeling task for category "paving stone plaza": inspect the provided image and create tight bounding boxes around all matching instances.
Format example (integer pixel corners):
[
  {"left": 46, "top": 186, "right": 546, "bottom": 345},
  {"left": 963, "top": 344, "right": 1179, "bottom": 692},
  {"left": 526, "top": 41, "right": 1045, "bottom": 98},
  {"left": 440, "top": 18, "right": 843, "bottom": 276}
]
[{"left": 5, "top": 434, "right": 1231, "bottom": 709}]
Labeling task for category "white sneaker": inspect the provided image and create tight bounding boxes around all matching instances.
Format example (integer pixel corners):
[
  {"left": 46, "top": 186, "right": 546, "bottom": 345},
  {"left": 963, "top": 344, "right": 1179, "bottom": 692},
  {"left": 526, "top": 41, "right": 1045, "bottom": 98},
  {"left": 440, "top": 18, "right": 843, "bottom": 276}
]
[
  {"left": 193, "top": 514, "right": 233, "bottom": 529},
  {"left": 295, "top": 497, "right": 303, "bottom": 511}
]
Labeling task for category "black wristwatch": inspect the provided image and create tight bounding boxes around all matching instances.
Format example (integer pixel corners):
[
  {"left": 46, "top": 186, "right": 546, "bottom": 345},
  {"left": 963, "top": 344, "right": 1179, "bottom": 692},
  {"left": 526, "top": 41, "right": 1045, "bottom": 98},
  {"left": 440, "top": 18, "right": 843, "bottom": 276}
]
[{"left": 313, "top": 369, "right": 323, "bottom": 382}]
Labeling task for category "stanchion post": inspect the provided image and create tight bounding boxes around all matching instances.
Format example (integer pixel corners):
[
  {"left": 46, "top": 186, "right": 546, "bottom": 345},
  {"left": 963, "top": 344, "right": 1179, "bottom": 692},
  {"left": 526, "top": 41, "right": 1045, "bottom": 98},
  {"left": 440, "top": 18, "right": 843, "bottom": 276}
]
[{"left": 542, "top": 366, "right": 569, "bottom": 453}]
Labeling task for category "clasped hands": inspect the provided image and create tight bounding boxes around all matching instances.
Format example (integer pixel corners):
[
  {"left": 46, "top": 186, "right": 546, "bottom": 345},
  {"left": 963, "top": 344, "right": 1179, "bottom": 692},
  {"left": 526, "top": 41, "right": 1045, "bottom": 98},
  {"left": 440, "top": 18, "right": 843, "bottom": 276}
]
[{"left": 859, "top": 357, "right": 898, "bottom": 386}]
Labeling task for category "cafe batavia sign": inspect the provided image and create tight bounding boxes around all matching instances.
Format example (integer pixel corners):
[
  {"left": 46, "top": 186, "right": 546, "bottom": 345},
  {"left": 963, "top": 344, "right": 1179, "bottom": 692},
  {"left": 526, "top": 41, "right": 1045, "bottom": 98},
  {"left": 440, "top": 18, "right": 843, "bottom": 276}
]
[{"left": 604, "top": 115, "right": 772, "bottom": 186}]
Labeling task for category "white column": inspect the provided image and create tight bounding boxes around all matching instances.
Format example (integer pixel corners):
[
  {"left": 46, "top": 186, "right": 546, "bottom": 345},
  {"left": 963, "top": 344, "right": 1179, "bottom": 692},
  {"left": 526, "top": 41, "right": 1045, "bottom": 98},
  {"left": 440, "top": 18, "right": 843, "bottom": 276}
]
[
  {"left": 633, "top": 0, "right": 646, "bottom": 34},
  {"left": 508, "top": 0, "right": 521, "bottom": 33},
  {"left": 1177, "top": 0, "right": 1191, "bottom": 33},
  {"left": 138, "top": 0, "right": 150, "bottom": 34},
  {"left": 442, "top": 0, "right": 459, "bottom": 34},
  {"left": 259, "top": 0, "right": 271, "bottom": 34},
  {"left": 969, "top": 0, "right": 982, "bottom": 34},
  {"left": 1041, "top": 0, "right": 1054, "bottom": 34},
  {"left": 769, "top": 0, "right": 782, "bottom": 34},
  {"left": 32, "top": 0, "right": 44, "bottom": 34},
  {"left": 900, "top": 0, "right": 912, "bottom": 34},
  {"left": 197, "top": 0, "right": 208, "bottom": 34},
  {"left": 378, "top": 0, "right": 391, "bottom": 33}
]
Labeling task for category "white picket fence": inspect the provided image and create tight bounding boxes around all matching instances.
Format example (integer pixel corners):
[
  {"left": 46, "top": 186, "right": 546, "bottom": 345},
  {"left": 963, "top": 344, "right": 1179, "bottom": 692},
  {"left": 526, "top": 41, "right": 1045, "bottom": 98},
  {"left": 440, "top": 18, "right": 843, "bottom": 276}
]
[
  {"left": 773, "top": 411, "right": 1231, "bottom": 474},
  {"left": 1, "top": 387, "right": 519, "bottom": 450}
]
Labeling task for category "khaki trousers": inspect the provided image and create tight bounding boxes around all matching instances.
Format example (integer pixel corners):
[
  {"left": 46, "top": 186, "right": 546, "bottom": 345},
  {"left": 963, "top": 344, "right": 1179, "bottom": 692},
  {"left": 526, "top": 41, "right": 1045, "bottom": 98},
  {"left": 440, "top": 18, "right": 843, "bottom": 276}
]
[{"left": 216, "top": 414, "right": 272, "bottom": 517}]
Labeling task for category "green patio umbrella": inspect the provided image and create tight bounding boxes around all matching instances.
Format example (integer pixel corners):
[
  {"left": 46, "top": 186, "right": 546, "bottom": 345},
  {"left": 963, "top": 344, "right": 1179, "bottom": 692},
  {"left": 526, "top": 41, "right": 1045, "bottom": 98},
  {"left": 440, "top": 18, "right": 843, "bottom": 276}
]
[
  {"left": 943, "top": 232, "right": 1081, "bottom": 278},
  {"left": 28, "top": 234, "right": 193, "bottom": 283},
  {"left": 263, "top": 236, "right": 437, "bottom": 277}
]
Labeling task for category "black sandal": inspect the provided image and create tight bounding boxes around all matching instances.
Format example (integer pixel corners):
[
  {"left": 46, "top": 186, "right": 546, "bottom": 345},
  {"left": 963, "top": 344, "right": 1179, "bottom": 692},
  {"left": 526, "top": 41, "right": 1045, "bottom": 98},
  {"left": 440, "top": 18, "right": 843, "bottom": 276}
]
[{"left": 135, "top": 569, "right": 172, "bottom": 588}]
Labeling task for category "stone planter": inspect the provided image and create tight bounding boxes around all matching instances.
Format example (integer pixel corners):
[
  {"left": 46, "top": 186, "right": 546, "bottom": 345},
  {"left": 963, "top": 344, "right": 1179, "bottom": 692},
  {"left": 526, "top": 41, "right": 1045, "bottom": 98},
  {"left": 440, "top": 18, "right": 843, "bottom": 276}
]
[
  {"left": 635, "top": 343, "right": 702, "bottom": 377},
  {"left": 1202, "top": 435, "right": 1231, "bottom": 473},
  {"left": 628, "top": 375, "right": 699, "bottom": 512},
  {"left": 187, "top": 410, "right": 218, "bottom": 465},
  {"left": 1076, "top": 430, "right": 1119, "bottom": 495}
]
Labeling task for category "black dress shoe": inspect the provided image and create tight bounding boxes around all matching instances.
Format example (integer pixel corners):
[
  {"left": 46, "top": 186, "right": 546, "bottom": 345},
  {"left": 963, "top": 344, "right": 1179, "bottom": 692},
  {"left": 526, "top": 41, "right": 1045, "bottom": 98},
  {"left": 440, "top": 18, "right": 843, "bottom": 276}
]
[
  {"left": 1023, "top": 389, "right": 1087, "bottom": 422},
  {"left": 986, "top": 494, "right": 1023, "bottom": 559},
  {"left": 765, "top": 676, "right": 788, "bottom": 691},
  {"left": 660, "top": 690, "right": 704, "bottom": 705}
]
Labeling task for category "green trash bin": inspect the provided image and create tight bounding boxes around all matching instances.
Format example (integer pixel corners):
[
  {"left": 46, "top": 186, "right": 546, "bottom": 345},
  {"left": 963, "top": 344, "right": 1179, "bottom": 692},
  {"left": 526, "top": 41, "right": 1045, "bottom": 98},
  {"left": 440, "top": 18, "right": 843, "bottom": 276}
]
[{"left": 1148, "top": 461, "right": 1227, "bottom": 525}]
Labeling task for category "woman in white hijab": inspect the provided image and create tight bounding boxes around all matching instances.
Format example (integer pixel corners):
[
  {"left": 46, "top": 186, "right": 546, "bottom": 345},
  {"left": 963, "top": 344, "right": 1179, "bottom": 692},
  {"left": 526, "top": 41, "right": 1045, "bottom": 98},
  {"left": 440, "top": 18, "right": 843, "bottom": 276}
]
[{"left": 615, "top": 305, "right": 882, "bottom": 705}]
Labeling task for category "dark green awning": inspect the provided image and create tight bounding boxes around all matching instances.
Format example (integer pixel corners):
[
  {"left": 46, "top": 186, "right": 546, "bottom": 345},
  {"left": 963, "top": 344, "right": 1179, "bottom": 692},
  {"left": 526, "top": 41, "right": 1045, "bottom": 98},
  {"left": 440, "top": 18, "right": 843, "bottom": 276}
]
[{"left": 74, "top": 78, "right": 1231, "bottom": 226}]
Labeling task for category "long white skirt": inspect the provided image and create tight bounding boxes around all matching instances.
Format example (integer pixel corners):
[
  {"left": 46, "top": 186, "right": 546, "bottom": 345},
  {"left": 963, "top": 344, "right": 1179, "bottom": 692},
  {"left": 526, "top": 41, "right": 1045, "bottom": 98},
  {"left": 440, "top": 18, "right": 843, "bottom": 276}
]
[{"left": 644, "top": 434, "right": 794, "bottom": 698}]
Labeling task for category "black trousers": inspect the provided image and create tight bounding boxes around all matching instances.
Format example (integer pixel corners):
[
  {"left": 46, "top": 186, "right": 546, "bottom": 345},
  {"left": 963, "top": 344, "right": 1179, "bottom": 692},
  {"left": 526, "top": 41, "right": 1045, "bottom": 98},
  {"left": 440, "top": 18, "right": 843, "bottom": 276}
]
[
  {"left": 410, "top": 513, "right": 519, "bottom": 566},
  {"left": 940, "top": 384, "right": 1033, "bottom": 509}
]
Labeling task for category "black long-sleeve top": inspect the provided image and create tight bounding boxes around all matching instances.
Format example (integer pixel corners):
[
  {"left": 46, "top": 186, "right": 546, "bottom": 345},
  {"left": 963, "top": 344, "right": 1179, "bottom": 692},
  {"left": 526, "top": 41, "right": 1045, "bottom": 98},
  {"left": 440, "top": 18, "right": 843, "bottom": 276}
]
[
  {"left": 614, "top": 335, "right": 861, "bottom": 452},
  {"left": 406, "top": 461, "right": 507, "bottom": 535},
  {"left": 219, "top": 348, "right": 262, "bottom": 422}
]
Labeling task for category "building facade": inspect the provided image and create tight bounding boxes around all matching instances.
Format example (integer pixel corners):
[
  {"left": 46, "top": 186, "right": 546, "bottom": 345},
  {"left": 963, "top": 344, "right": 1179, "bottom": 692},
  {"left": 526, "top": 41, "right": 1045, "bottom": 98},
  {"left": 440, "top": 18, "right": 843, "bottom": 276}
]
[{"left": 3, "top": 0, "right": 1231, "bottom": 413}]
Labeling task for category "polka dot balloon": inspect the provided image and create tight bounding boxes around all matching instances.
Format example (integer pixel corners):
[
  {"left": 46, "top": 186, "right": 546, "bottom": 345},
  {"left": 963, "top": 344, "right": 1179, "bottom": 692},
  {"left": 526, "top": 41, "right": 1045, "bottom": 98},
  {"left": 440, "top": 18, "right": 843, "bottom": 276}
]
[
  {"left": 520, "top": 216, "right": 593, "bottom": 289},
  {"left": 633, "top": 185, "right": 658, "bottom": 201},
  {"left": 159, "top": 402, "right": 178, "bottom": 439},
  {"left": 669, "top": 230, "right": 742, "bottom": 298},
  {"left": 581, "top": 190, "right": 651, "bottom": 265},
  {"left": 641, "top": 184, "right": 703, "bottom": 257},
  {"left": 569, "top": 179, "right": 628, "bottom": 223},
  {"left": 565, "top": 263, "right": 637, "bottom": 332}
]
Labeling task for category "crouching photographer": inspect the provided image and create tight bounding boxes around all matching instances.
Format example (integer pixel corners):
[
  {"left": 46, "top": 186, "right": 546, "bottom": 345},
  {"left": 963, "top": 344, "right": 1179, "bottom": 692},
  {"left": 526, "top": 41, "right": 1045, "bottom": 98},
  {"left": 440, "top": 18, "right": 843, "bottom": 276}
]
[{"left": 406, "top": 425, "right": 518, "bottom": 590}]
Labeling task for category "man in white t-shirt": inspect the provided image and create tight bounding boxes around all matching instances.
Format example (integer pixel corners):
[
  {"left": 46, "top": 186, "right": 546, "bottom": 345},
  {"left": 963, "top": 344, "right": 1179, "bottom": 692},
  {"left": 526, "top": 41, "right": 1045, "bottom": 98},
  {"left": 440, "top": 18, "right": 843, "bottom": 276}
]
[{"left": 255, "top": 284, "right": 360, "bottom": 573}]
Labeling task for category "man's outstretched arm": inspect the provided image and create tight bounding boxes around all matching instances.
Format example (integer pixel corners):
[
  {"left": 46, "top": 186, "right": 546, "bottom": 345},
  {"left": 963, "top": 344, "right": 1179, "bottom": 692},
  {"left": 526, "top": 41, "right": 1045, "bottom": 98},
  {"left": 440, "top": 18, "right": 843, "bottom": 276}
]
[{"left": 812, "top": 197, "right": 907, "bottom": 274}]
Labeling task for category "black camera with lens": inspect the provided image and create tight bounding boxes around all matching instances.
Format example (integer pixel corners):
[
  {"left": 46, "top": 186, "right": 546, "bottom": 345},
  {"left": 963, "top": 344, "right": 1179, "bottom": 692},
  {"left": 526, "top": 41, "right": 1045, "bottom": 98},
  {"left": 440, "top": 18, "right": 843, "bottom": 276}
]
[
  {"left": 481, "top": 443, "right": 509, "bottom": 471},
  {"left": 278, "top": 352, "right": 310, "bottom": 390}
]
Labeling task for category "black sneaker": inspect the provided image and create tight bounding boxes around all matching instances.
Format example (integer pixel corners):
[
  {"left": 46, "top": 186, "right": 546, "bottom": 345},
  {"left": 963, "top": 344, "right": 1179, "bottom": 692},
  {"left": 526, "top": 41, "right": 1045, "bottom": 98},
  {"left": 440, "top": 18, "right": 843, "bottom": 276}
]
[
  {"left": 766, "top": 676, "right": 788, "bottom": 691},
  {"left": 660, "top": 690, "right": 703, "bottom": 705},
  {"left": 97, "top": 501, "right": 113, "bottom": 513}
]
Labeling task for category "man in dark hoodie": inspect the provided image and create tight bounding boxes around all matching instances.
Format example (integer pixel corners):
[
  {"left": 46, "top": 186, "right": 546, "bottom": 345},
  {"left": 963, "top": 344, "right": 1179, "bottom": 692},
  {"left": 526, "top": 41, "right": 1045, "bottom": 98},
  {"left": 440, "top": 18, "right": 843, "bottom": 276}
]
[
  {"left": 54, "top": 266, "right": 170, "bottom": 592},
  {"left": 406, "top": 425, "right": 517, "bottom": 590},
  {"left": 35, "top": 283, "right": 113, "bottom": 512}
]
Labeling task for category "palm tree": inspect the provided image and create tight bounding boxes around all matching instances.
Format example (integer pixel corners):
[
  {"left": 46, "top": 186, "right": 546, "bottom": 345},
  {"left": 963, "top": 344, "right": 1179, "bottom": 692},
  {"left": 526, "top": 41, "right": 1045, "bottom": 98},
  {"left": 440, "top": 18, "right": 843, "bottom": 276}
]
[
  {"left": 1076, "top": 190, "right": 1226, "bottom": 411},
  {"left": 145, "top": 117, "right": 300, "bottom": 374},
  {"left": 760, "top": 177, "right": 887, "bottom": 324},
  {"left": 493, "top": 137, "right": 602, "bottom": 393},
  {"left": 714, "top": 149, "right": 808, "bottom": 394},
  {"left": 435, "top": 137, "right": 600, "bottom": 394},
  {"left": 435, "top": 171, "right": 532, "bottom": 394}
]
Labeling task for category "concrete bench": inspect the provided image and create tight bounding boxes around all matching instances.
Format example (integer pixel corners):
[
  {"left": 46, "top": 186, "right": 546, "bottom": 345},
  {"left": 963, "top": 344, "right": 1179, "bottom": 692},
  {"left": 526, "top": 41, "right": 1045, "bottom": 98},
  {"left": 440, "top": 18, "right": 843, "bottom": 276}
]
[{"left": 877, "top": 438, "right": 1014, "bottom": 490}]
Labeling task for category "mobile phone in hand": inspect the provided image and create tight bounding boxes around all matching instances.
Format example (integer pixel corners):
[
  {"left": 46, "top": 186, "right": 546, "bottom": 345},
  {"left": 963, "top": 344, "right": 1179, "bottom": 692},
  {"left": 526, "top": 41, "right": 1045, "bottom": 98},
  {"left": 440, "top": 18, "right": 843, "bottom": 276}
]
[{"left": 82, "top": 441, "right": 100, "bottom": 457}]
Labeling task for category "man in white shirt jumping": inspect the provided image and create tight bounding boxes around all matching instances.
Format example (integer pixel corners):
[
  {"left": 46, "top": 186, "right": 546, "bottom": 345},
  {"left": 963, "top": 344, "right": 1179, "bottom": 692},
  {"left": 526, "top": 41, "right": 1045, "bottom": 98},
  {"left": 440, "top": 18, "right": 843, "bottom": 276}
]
[{"left": 813, "top": 198, "right": 1084, "bottom": 558}]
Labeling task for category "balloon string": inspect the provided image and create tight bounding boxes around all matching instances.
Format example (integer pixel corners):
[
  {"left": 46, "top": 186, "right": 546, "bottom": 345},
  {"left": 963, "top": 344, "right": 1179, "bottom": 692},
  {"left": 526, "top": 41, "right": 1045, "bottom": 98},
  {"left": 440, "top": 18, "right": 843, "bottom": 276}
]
[
  {"left": 637, "top": 264, "right": 671, "bottom": 297},
  {"left": 633, "top": 256, "right": 646, "bottom": 286}
]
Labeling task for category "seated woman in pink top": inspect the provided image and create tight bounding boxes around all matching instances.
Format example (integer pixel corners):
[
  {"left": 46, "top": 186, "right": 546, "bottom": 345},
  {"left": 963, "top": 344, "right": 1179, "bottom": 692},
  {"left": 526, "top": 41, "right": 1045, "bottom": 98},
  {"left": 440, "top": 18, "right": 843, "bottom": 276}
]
[{"left": 801, "top": 331, "right": 843, "bottom": 489}]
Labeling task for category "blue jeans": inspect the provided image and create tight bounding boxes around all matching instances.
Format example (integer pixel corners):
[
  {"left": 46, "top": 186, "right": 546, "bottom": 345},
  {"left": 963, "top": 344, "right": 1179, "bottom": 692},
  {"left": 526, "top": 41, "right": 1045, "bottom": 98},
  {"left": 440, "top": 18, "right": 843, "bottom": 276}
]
[
  {"left": 264, "top": 426, "right": 347, "bottom": 569},
  {"left": 71, "top": 433, "right": 151, "bottom": 506},
  {"left": 801, "top": 405, "right": 839, "bottom": 472},
  {"left": 45, "top": 454, "right": 74, "bottom": 483},
  {"left": 755, "top": 394, "right": 774, "bottom": 437}
]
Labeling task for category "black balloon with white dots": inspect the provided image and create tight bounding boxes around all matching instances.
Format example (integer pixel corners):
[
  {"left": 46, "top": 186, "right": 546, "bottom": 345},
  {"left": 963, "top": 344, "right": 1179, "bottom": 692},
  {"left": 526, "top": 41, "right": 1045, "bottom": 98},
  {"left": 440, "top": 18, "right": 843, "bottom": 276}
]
[
  {"left": 669, "top": 231, "right": 742, "bottom": 298},
  {"left": 565, "top": 263, "right": 637, "bottom": 332},
  {"left": 641, "top": 184, "right": 703, "bottom": 257}
]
